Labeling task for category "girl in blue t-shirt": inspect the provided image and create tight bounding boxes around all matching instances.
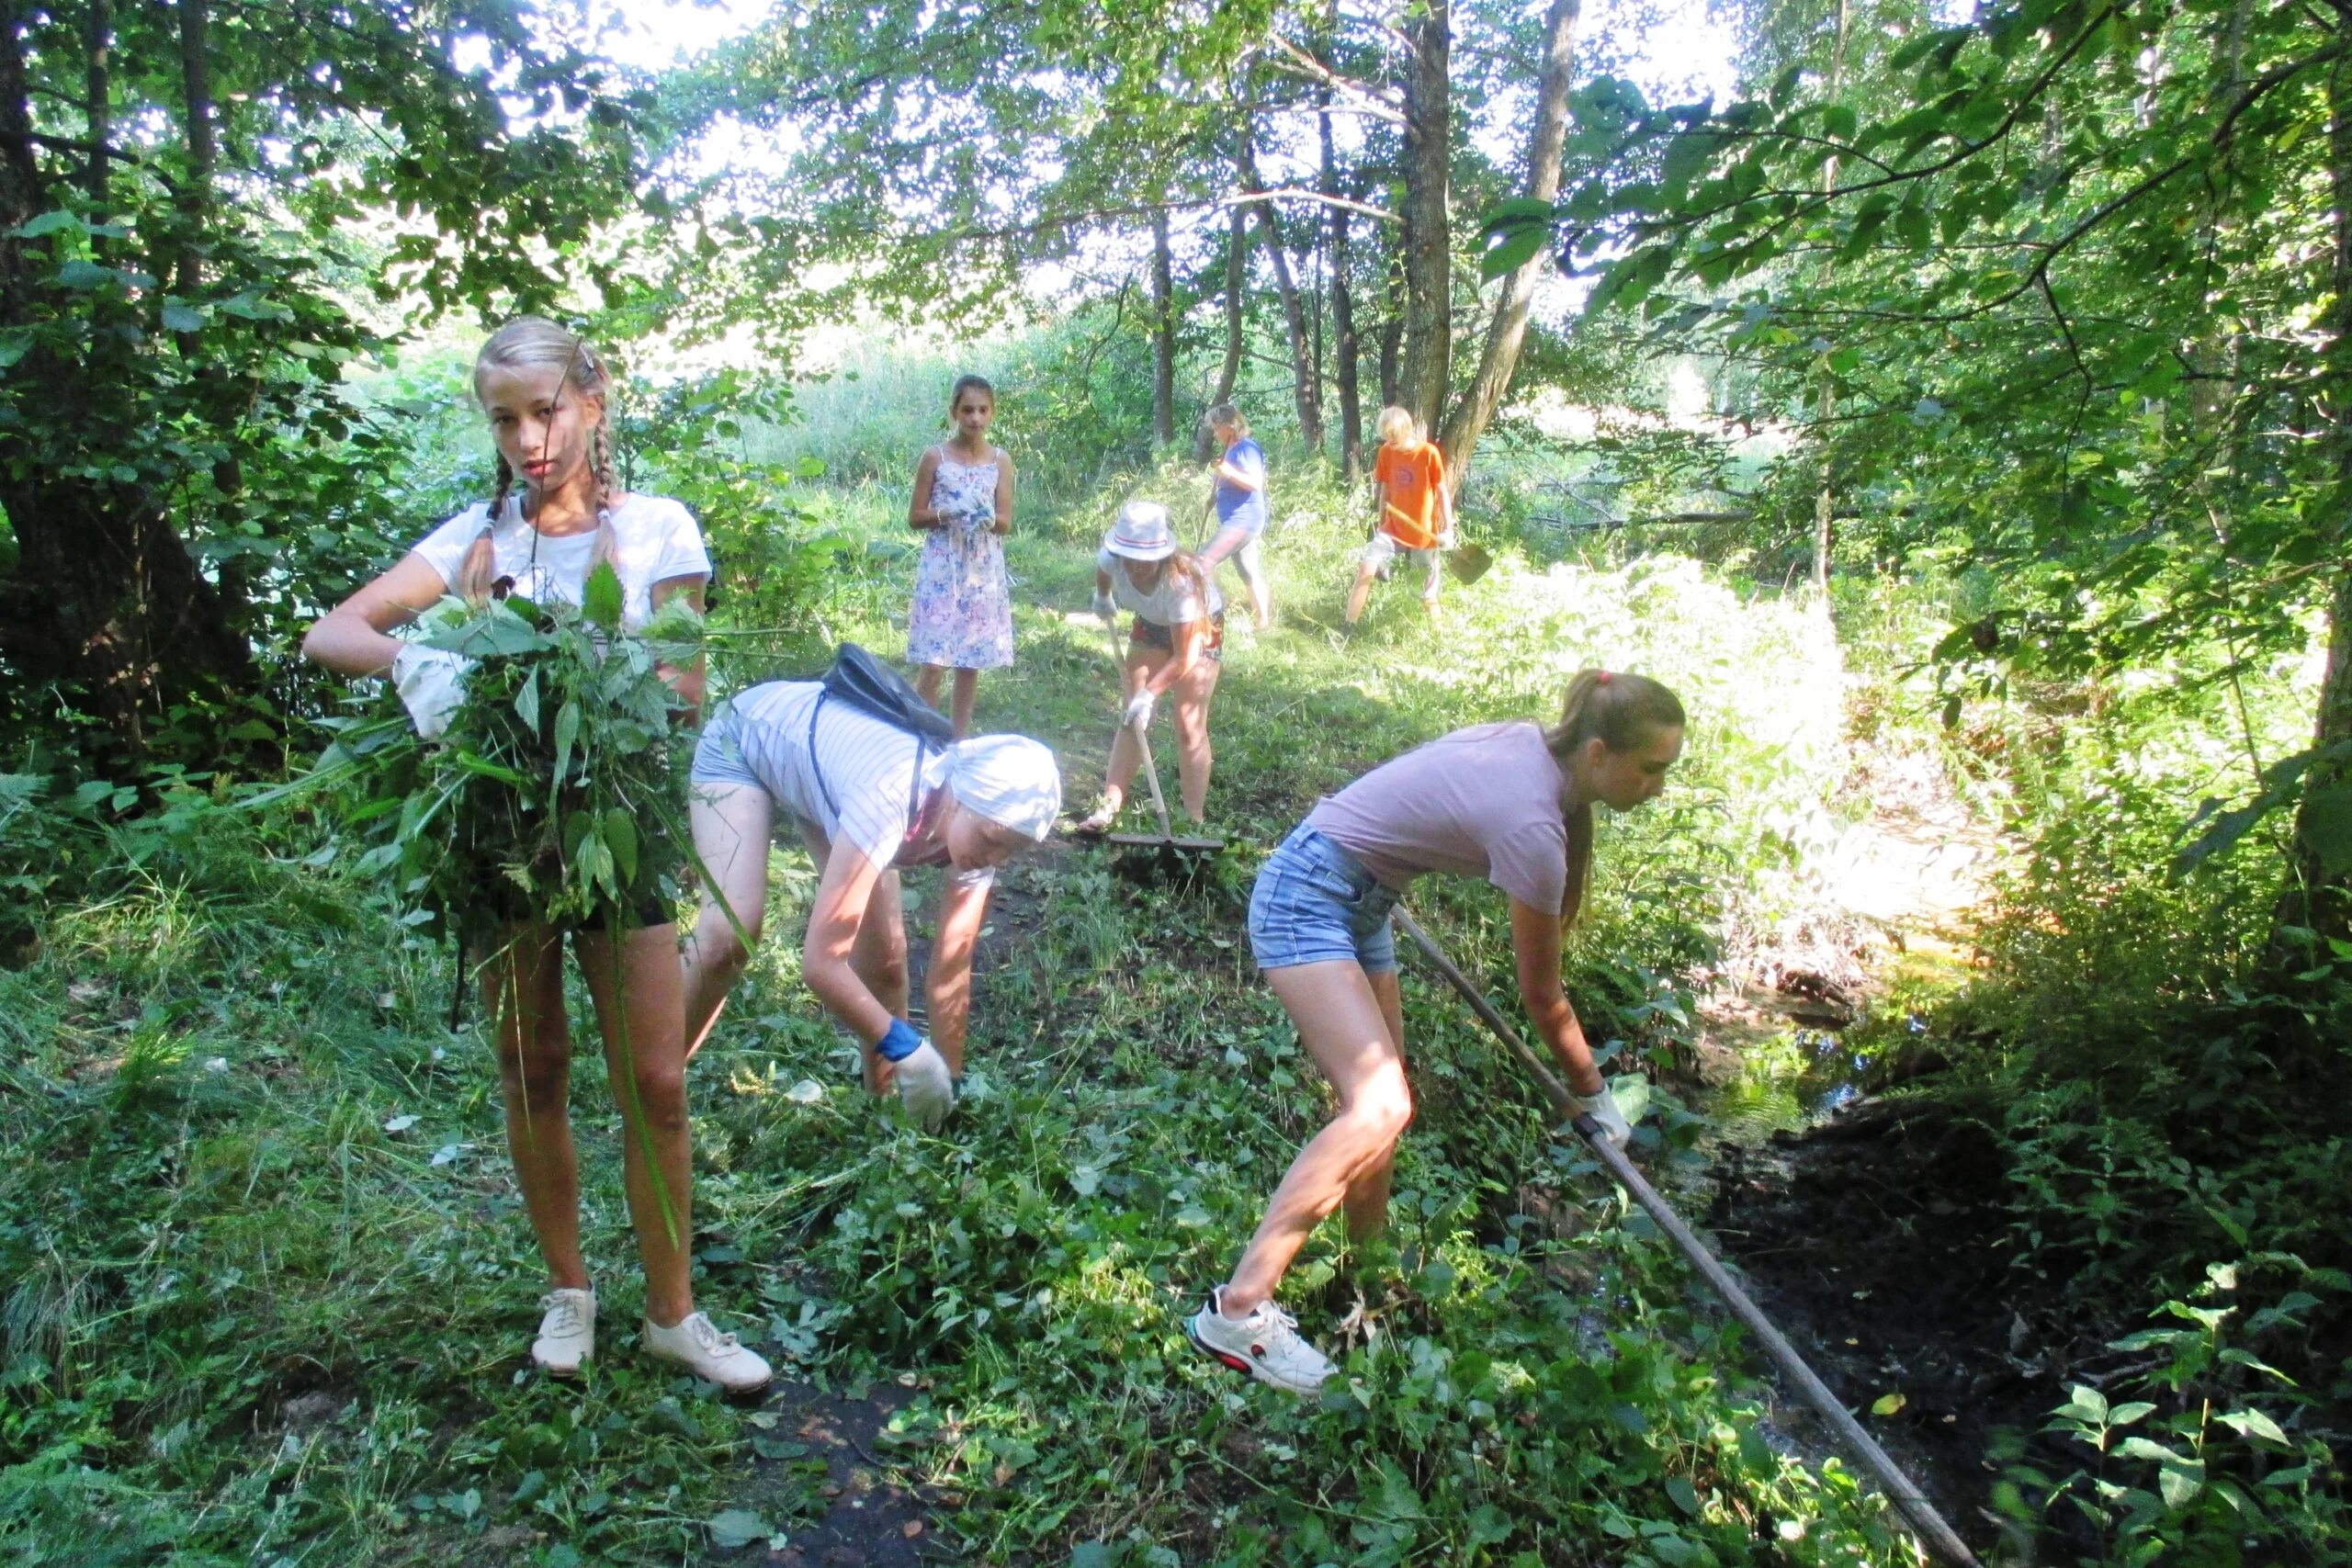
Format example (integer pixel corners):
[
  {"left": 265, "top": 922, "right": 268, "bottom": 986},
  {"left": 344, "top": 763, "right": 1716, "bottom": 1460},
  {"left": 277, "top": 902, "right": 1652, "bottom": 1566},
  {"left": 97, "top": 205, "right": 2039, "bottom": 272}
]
[{"left": 1198, "top": 403, "right": 1273, "bottom": 630}]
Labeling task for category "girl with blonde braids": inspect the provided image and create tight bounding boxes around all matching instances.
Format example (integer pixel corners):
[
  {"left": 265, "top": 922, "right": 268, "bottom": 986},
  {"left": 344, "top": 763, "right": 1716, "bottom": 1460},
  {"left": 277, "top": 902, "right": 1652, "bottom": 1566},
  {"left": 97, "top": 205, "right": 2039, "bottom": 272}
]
[{"left": 304, "top": 318, "right": 770, "bottom": 1391}]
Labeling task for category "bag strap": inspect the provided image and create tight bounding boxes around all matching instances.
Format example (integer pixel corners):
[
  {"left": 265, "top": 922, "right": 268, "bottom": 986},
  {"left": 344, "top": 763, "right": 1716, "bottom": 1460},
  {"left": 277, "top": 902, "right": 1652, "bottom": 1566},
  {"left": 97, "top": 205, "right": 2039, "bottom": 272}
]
[{"left": 806, "top": 689, "right": 928, "bottom": 832}]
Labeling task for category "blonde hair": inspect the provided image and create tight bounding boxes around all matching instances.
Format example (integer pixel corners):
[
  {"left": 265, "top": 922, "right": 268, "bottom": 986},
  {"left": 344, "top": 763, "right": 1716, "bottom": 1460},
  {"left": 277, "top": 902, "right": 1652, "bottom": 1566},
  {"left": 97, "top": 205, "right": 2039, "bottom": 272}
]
[
  {"left": 1205, "top": 402, "right": 1248, "bottom": 437},
  {"left": 458, "top": 317, "right": 620, "bottom": 604},
  {"left": 1542, "top": 670, "right": 1686, "bottom": 925},
  {"left": 1374, "top": 405, "right": 1420, "bottom": 446}
]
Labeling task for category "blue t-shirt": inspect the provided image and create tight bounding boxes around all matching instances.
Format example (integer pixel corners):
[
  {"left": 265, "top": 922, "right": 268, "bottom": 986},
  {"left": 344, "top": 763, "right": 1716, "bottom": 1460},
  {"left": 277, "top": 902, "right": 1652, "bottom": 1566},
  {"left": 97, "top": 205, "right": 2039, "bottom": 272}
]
[{"left": 1214, "top": 438, "right": 1269, "bottom": 535}]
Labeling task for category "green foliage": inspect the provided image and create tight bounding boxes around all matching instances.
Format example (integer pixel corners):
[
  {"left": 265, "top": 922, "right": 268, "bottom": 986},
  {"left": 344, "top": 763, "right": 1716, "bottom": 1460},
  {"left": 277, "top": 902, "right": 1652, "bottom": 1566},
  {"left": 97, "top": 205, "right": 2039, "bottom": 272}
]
[
  {"left": 2010, "top": 1262, "right": 2349, "bottom": 1563},
  {"left": 323, "top": 580, "right": 704, "bottom": 949}
]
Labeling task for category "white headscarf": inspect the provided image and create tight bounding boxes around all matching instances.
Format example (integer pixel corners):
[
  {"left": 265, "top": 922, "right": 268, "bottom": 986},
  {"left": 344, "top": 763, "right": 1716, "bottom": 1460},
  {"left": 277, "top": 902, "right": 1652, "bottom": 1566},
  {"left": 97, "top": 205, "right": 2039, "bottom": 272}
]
[{"left": 946, "top": 735, "right": 1062, "bottom": 841}]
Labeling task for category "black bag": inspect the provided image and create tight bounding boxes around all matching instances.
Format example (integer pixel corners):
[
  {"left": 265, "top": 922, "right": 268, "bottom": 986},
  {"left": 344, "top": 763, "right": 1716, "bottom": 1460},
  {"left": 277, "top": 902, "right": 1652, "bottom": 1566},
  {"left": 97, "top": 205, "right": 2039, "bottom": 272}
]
[{"left": 805, "top": 644, "right": 953, "bottom": 819}]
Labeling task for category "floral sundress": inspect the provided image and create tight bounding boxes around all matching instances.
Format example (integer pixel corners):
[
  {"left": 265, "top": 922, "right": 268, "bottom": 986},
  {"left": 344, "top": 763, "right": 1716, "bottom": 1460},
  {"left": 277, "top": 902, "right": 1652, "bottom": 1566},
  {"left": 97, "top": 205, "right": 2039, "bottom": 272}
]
[{"left": 907, "top": 446, "right": 1013, "bottom": 671}]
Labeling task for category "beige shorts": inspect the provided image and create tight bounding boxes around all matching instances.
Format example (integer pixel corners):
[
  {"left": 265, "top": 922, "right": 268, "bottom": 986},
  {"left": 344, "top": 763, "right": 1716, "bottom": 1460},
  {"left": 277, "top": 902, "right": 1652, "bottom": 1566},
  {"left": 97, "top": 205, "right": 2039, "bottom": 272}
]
[{"left": 1360, "top": 532, "right": 1440, "bottom": 587}]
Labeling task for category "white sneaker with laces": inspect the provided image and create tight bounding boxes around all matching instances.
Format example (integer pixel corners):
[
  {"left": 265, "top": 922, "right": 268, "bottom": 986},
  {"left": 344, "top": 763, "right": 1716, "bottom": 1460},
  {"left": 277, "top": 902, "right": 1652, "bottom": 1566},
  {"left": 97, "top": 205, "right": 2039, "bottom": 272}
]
[
  {"left": 642, "top": 1311, "right": 774, "bottom": 1393},
  {"left": 1186, "top": 1289, "right": 1337, "bottom": 1396},
  {"left": 532, "top": 1287, "right": 595, "bottom": 1376}
]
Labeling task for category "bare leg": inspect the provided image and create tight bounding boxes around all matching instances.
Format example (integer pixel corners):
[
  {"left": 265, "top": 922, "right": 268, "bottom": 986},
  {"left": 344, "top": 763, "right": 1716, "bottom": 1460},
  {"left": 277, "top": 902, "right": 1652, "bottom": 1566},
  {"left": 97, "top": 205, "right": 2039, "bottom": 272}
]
[
  {"left": 912, "top": 663, "right": 945, "bottom": 709},
  {"left": 851, "top": 870, "right": 910, "bottom": 1089},
  {"left": 1343, "top": 561, "right": 1377, "bottom": 626},
  {"left": 682, "top": 782, "right": 773, "bottom": 1061},
  {"left": 486, "top": 924, "right": 588, "bottom": 1292},
  {"left": 1420, "top": 548, "right": 1442, "bottom": 612},
  {"left": 1081, "top": 643, "right": 1169, "bottom": 826},
  {"left": 1233, "top": 536, "right": 1272, "bottom": 629},
  {"left": 949, "top": 668, "right": 979, "bottom": 739},
  {"left": 1221, "top": 960, "right": 1413, "bottom": 1314},
  {"left": 1341, "top": 971, "right": 1408, "bottom": 1241},
  {"left": 579, "top": 924, "right": 695, "bottom": 1327},
  {"left": 1170, "top": 654, "right": 1221, "bottom": 821}
]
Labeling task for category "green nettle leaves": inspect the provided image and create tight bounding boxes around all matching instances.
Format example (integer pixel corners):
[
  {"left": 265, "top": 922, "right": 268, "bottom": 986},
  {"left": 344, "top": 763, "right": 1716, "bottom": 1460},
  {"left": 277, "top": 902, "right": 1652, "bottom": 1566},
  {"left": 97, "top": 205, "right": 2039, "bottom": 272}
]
[{"left": 320, "top": 588, "right": 707, "bottom": 947}]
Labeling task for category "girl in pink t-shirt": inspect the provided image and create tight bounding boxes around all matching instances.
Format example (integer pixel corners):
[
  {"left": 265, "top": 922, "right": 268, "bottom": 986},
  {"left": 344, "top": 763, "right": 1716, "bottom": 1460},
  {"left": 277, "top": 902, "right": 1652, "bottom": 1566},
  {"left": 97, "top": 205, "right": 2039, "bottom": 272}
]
[{"left": 1184, "top": 670, "right": 1687, "bottom": 1396}]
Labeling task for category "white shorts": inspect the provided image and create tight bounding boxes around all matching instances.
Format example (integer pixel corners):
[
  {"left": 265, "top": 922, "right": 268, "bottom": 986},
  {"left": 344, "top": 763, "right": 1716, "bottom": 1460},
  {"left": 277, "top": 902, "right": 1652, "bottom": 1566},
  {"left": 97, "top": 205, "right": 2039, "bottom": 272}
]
[{"left": 1360, "top": 533, "right": 1438, "bottom": 572}]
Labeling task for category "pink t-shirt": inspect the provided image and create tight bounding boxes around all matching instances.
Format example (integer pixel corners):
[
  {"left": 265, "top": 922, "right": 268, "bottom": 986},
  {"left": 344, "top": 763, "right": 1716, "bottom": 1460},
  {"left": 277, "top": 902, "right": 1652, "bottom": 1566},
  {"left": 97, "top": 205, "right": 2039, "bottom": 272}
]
[{"left": 1306, "top": 722, "right": 1572, "bottom": 914}]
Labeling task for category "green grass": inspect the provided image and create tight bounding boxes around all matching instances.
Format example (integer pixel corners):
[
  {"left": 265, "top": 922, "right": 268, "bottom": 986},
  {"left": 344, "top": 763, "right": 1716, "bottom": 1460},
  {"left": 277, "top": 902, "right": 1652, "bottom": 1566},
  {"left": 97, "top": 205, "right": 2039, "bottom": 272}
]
[{"left": 0, "top": 468, "right": 1928, "bottom": 1565}]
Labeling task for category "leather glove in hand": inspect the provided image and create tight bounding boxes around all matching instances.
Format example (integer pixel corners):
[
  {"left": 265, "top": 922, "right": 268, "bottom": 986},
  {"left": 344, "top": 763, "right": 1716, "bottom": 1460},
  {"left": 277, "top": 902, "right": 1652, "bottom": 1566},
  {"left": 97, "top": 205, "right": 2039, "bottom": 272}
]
[{"left": 391, "top": 645, "right": 470, "bottom": 742}]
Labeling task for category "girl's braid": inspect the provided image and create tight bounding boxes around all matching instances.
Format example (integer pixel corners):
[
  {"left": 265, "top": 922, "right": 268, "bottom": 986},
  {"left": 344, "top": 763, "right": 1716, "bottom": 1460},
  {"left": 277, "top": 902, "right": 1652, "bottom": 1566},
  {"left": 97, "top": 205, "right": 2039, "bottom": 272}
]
[{"left": 457, "top": 455, "right": 515, "bottom": 604}]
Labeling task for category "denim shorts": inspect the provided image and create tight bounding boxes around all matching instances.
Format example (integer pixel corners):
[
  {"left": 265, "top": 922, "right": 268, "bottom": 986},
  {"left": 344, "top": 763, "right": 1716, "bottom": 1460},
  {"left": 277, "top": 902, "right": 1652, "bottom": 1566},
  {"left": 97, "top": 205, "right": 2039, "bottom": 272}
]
[{"left": 1248, "top": 825, "right": 1399, "bottom": 974}]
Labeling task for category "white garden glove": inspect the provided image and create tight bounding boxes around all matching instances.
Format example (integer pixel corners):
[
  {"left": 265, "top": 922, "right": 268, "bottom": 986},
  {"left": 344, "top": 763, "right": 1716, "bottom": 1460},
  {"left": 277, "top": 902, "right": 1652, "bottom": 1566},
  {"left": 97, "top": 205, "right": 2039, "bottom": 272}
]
[
  {"left": 390, "top": 644, "right": 470, "bottom": 742},
  {"left": 1091, "top": 589, "right": 1117, "bottom": 626},
  {"left": 892, "top": 1041, "right": 956, "bottom": 1131},
  {"left": 961, "top": 503, "right": 995, "bottom": 534},
  {"left": 1571, "top": 1083, "right": 1634, "bottom": 1151},
  {"left": 1123, "top": 689, "right": 1157, "bottom": 731}
]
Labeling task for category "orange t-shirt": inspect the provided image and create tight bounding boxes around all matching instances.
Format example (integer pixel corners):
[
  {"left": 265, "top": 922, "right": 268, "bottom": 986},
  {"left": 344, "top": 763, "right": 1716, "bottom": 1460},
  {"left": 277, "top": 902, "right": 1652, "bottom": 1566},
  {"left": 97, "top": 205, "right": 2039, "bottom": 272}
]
[{"left": 1373, "top": 440, "right": 1447, "bottom": 548}]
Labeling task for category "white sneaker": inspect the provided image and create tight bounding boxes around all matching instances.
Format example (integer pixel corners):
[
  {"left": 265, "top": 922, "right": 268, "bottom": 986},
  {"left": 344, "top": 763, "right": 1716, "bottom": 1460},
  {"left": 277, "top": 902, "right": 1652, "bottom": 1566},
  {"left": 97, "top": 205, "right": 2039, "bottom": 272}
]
[
  {"left": 532, "top": 1288, "right": 595, "bottom": 1376},
  {"left": 642, "top": 1311, "right": 774, "bottom": 1393},
  {"left": 1186, "top": 1289, "right": 1337, "bottom": 1396}
]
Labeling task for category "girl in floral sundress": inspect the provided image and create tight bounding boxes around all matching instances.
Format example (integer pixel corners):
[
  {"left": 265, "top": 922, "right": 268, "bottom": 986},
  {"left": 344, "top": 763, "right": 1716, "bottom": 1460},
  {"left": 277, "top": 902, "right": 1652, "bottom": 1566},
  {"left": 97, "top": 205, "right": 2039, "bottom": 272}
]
[{"left": 907, "top": 375, "right": 1016, "bottom": 739}]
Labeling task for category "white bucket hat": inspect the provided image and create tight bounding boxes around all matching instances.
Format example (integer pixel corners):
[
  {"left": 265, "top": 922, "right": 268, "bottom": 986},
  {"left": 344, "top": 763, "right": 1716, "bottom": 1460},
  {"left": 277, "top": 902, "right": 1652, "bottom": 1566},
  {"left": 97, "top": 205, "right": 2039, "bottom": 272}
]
[
  {"left": 1104, "top": 501, "right": 1176, "bottom": 561},
  {"left": 946, "top": 735, "right": 1063, "bottom": 842}
]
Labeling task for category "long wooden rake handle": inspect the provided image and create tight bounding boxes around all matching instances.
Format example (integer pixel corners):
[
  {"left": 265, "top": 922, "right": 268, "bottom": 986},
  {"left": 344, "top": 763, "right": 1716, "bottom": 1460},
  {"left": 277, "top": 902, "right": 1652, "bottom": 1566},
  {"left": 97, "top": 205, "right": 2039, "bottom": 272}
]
[{"left": 1390, "top": 904, "right": 1981, "bottom": 1568}]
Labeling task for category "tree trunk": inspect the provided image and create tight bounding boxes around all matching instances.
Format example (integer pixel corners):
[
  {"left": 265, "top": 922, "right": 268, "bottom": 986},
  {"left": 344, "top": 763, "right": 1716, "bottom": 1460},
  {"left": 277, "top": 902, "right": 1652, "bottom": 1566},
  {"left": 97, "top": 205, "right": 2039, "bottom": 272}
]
[
  {"left": 1239, "top": 139, "right": 1324, "bottom": 451},
  {"left": 0, "top": 1, "right": 252, "bottom": 760},
  {"left": 1378, "top": 302, "right": 1402, "bottom": 410},
  {"left": 1397, "top": 0, "right": 1451, "bottom": 434},
  {"left": 1808, "top": 0, "right": 1851, "bottom": 594},
  {"left": 2278, "top": 49, "right": 2352, "bottom": 951},
  {"left": 1321, "top": 62, "right": 1363, "bottom": 479},
  {"left": 1438, "top": 0, "right": 1577, "bottom": 490},
  {"left": 1149, "top": 207, "right": 1176, "bottom": 446},
  {"left": 1198, "top": 207, "right": 1247, "bottom": 460},
  {"left": 84, "top": 0, "right": 107, "bottom": 211},
  {"left": 176, "top": 0, "right": 213, "bottom": 296}
]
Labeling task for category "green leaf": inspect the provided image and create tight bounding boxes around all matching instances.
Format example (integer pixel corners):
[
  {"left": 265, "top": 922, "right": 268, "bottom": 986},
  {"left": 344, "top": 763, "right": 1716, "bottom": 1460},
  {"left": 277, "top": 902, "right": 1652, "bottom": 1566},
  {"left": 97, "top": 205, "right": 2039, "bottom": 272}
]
[
  {"left": 604, "top": 807, "right": 639, "bottom": 885},
  {"left": 1466, "top": 1502, "right": 1515, "bottom": 1543},
  {"left": 552, "top": 700, "right": 581, "bottom": 785},
  {"left": 514, "top": 669, "right": 541, "bottom": 733},
  {"left": 1664, "top": 1474, "right": 1702, "bottom": 1515},
  {"left": 161, "top": 300, "right": 205, "bottom": 333},
  {"left": 1480, "top": 223, "right": 1549, "bottom": 280},
  {"left": 1823, "top": 103, "right": 1857, "bottom": 141},
  {"left": 582, "top": 559, "right": 625, "bottom": 632},
  {"left": 707, "top": 1507, "right": 769, "bottom": 1549},
  {"left": 1871, "top": 1391, "right": 1906, "bottom": 1416},
  {"left": 15, "top": 209, "right": 85, "bottom": 238},
  {"left": 2216, "top": 1408, "right": 2291, "bottom": 1449}
]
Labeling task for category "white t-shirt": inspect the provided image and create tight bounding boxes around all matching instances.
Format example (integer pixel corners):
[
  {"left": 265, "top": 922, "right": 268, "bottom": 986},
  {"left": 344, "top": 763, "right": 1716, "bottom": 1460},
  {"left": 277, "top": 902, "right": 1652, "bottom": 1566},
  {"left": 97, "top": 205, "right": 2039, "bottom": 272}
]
[
  {"left": 408, "top": 494, "right": 711, "bottom": 631},
  {"left": 1097, "top": 547, "right": 1224, "bottom": 627},
  {"left": 713, "top": 681, "right": 952, "bottom": 871}
]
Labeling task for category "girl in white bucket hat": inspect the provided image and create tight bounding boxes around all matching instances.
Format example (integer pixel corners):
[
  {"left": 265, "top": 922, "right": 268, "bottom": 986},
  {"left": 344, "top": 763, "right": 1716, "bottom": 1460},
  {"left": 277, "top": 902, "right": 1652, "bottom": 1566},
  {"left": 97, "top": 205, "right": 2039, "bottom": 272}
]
[
  {"left": 1073, "top": 500, "right": 1227, "bottom": 834},
  {"left": 681, "top": 681, "right": 1061, "bottom": 1133}
]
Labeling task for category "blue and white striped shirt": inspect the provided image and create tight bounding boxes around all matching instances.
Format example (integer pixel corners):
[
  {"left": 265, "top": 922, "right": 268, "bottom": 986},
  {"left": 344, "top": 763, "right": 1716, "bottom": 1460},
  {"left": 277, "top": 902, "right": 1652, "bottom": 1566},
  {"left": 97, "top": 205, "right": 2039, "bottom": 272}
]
[{"left": 711, "top": 681, "right": 949, "bottom": 869}]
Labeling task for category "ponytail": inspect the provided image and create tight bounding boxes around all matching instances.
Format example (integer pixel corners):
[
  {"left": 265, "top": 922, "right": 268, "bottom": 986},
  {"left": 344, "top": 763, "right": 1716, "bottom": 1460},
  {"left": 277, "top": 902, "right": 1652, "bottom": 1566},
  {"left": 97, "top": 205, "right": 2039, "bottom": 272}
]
[{"left": 1544, "top": 670, "right": 1686, "bottom": 925}]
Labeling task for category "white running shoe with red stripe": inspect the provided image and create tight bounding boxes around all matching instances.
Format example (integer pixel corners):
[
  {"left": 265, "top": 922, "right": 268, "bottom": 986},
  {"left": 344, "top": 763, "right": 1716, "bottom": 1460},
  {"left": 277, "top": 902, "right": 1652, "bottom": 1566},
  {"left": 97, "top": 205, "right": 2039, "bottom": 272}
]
[{"left": 1186, "top": 1289, "right": 1336, "bottom": 1396}]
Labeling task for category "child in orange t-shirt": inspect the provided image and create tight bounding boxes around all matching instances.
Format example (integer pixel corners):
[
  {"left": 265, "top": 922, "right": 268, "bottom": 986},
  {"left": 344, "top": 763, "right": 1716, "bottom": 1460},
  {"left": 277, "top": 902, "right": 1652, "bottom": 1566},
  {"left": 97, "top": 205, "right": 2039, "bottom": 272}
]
[{"left": 1345, "top": 405, "right": 1456, "bottom": 628}]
